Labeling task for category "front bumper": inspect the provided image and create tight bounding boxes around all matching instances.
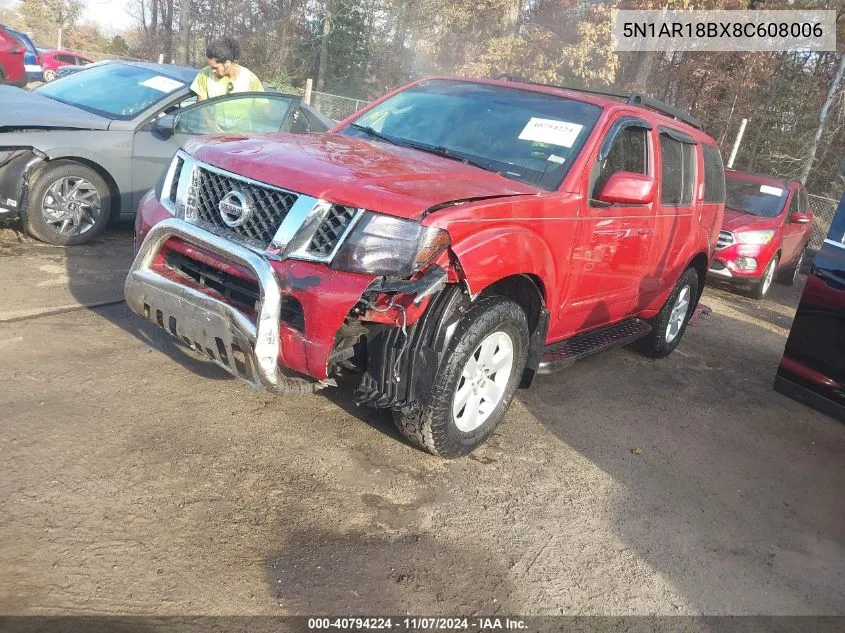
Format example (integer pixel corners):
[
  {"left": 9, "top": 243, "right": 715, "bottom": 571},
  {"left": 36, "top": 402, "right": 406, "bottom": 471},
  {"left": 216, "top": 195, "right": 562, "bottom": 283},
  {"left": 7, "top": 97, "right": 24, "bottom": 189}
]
[
  {"left": 126, "top": 213, "right": 375, "bottom": 393},
  {"left": 126, "top": 218, "right": 294, "bottom": 392}
]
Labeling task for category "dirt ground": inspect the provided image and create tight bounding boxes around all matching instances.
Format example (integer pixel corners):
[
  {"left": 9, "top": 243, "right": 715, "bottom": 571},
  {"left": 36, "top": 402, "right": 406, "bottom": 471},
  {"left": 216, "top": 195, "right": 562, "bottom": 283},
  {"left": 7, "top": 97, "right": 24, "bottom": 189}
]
[{"left": 1, "top": 225, "right": 844, "bottom": 616}]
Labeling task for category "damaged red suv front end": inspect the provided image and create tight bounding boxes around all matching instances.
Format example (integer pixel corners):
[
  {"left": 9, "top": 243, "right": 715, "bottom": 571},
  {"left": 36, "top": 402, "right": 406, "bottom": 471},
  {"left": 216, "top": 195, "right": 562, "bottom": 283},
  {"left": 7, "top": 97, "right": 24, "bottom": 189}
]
[{"left": 127, "top": 123, "right": 536, "bottom": 395}]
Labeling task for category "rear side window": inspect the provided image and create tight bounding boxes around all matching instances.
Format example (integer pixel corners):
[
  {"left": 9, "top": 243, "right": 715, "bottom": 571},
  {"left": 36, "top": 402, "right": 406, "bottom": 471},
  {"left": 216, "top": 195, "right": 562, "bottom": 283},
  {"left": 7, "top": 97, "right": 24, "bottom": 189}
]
[
  {"left": 660, "top": 133, "right": 695, "bottom": 206},
  {"left": 702, "top": 144, "right": 725, "bottom": 203}
]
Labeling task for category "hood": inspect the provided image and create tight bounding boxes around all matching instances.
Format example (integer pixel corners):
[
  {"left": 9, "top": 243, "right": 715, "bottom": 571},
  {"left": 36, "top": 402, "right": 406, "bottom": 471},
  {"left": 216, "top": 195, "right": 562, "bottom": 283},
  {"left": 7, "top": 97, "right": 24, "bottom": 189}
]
[
  {"left": 722, "top": 207, "right": 779, "bottom": 232},
  {"left": 185, "top": 133, "right": 542, "bottom": 219},
  {"left": 0, "top": 85, "right": 111, "bottom": 131}
]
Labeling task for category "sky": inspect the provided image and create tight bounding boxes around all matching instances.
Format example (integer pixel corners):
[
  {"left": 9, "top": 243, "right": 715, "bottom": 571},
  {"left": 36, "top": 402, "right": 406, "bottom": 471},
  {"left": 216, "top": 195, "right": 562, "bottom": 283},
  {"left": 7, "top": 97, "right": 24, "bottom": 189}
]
[{"left": 80, "top": 0, "right": 135, "bottom": 34}]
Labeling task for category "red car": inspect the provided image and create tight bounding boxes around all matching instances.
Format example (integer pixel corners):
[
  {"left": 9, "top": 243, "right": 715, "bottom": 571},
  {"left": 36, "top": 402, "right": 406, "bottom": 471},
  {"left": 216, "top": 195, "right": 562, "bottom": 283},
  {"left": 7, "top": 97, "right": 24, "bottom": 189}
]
[
  {"left": 40, "top": 49, "right": 92, "bottom": 82},
  {"left": 708, "top": 170, "right": 813, "bottom": 298},
  {"left": 0, "top": 25, "right": 27, "bottom": 87},
  {"left": 125, "top": 76, "right": 725, "bottom": 457}
]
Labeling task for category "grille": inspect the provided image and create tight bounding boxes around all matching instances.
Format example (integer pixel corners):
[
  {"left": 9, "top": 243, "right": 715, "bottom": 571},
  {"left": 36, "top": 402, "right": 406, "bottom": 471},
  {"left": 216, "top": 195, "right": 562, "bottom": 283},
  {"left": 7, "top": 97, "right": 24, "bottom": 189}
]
[
  {"left": 716, "top": 230, "right": 735, "bottom": 250},
  {"left": 168, "top": 155, "right": 184, "bottom": 202},
  {"left": 164, "top": 249, "right": 260, "bottom": 314},
  {"left": 189, "top": 166, "right": 298, "bottom": 248},
  {"left": 307, "top": 205, "right": 358, "bottom": 257},
  {"left": 163, "top": 249, "right": 306, "bottom": 332}
]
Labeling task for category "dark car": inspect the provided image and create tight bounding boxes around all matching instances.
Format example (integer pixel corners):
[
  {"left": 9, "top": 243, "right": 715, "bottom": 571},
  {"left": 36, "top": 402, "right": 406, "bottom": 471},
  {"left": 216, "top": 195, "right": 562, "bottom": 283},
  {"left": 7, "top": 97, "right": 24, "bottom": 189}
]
[
  {"left": 775, "top": 192, "right": 845, "bottom": 422},
  {"left": 0, "top": 24, "right": 26, "bottom": 87},
  {"left": 0, "top": 60, "right": 332, "bottom": 246}
]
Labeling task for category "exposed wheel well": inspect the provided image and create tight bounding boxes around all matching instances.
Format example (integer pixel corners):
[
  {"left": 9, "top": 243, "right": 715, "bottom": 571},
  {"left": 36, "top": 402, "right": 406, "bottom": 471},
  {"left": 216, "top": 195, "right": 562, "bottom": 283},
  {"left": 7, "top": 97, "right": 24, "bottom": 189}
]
[
  {"left": 37, "top": 157, "right": 122, "bottom": 221},
  {"left": 478, "top": 274, "right": 546, "bottom": 334}
]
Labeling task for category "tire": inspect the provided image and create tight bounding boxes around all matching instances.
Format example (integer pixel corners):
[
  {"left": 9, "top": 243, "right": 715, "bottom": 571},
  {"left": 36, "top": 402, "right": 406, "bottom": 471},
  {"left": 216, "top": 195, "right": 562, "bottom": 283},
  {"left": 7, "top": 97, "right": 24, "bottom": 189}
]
[
  {"left": 43, "top": 69, "right": 56, "bottom": 82},
  {"left": 777, "top": 249, "right": 804, "bottom": 286},
  {"left": 23, "top": 162, "right": 111, "bottom": 246},
  {"left": 392, "top": 297, "right": 529, "bottom": 458},
  {"left": 0, "top": 65, "right": 7, "bottom": 85},
  {"left": 637, "top": 267, "right": 699, "bottom": 359},
  {"left": 752, "top": 255, "right": 778, "bottom": 299}
]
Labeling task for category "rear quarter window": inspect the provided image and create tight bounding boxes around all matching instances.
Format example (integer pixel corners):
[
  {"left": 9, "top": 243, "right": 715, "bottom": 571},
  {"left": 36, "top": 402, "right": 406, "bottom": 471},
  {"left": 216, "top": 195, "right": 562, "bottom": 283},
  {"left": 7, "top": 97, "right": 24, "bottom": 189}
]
[
  {"left": 659, "top": 132, "right": 695, "bottom": 206},
  {"left": 702, "top": 144, "right": 725, "bottom": 203}
]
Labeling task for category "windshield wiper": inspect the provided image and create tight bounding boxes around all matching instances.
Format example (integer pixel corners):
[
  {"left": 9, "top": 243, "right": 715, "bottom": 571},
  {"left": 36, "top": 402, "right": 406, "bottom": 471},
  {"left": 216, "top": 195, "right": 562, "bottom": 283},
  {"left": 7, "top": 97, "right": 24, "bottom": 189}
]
[
  {"left": 349, "top": 123, "right": 403, "bottom": 146},
  {"left": 401, "top": 141, "right": 493, "bottom": 173}
]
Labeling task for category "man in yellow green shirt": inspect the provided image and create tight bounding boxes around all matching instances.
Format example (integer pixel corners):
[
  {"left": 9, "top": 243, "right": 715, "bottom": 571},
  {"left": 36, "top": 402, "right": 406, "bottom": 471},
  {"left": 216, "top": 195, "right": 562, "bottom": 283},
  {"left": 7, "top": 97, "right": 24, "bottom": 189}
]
[
  {"left": 191, "top": 36, "right": 264, "bottom": 101},
  {"left": 189, "top": 37, "right": 265, "bottom": 132}
]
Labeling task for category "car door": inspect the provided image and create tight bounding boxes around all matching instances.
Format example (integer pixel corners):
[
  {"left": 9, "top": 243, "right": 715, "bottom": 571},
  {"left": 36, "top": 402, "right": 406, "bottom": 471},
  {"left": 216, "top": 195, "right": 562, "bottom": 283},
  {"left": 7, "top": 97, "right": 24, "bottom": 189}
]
[
  {"left": 780, "top": 186, "right": 803, "bottom": 264},
  {"left": 562, "top": 115, "right": 656, "bottom": 333},
  {"left": 130, "top": 92, "right": 299, "bottom": 210}
]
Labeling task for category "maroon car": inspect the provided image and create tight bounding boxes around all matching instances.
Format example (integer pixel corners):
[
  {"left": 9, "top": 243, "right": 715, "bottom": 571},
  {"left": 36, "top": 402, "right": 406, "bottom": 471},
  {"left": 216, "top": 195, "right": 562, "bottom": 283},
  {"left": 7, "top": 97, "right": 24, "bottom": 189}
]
[{"left": 708, "top": 170, "right": 813, "bottom": 299}]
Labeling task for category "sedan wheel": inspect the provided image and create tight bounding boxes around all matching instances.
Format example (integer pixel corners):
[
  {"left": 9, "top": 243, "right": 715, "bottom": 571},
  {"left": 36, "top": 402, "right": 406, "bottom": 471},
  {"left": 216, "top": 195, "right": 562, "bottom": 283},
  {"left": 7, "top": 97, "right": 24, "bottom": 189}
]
[
  {"left": 42, "top": 176, "right": 102, "bottom": 238},
  {"left": 23, "top": 163, "right": 111, "bottom": 246}
]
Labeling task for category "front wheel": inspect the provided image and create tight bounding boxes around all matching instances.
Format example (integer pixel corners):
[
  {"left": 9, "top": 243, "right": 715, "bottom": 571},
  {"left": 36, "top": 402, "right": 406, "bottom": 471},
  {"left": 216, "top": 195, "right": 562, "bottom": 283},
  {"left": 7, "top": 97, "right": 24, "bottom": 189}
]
[
  {"left": 752, "top": 255, "right": 778, "bottom": 299},
  {"left": 43, "top": 69, "right": 56, "bottom": 82},
  {"left": 23, "top": 163, "right": 111, "bottom": 246},
  {"left": 393, "top": 297, "right": 529, "bottom": 458}
]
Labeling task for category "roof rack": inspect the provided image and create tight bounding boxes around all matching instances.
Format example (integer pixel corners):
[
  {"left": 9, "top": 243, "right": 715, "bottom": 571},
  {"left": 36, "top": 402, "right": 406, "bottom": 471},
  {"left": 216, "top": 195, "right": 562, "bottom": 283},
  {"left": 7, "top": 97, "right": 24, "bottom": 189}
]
[
  {"left": 626, "top": 92, "right": 703, "bottom": 130},
  {"left": 494, "top": 75, "right": 703, "bottom": 130}
]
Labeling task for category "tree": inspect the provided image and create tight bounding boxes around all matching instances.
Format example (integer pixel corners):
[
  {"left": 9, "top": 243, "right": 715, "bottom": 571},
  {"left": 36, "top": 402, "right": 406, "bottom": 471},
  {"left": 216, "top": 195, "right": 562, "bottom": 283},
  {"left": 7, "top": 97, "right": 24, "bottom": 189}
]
[{"left": 18, "top": 0, "right": 82, "bottom": 47}]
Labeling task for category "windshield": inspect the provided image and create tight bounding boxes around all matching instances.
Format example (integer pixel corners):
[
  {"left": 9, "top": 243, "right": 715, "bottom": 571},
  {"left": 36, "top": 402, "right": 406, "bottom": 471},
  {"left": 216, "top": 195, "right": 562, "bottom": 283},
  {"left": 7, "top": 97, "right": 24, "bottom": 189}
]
[
  {"left": 36, "top": 64, "right": 187, "bottom": 120},
  {"left": 341, "top": 79, "right": 602, "bottom": 191},
  {"left": 725, "top": 178, "right": 788, "bottom": 218}
]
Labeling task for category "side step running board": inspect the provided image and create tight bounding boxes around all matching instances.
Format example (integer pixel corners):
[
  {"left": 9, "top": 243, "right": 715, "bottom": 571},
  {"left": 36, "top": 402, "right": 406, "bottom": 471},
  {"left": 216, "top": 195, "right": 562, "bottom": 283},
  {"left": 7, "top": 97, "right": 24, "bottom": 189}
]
[{"left": 537, "top": 318, "right": 652, "bottom": 374}]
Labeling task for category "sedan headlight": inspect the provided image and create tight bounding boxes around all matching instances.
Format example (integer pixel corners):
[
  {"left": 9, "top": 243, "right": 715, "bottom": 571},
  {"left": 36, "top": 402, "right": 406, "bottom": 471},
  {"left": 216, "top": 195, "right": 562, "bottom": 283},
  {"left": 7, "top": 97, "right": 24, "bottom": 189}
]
[
  {"left": 736, "top": 230, "right": 775, "bottom": 245},
  {"left": 331, "top": 213, "right": 450, "bottom": 277}
]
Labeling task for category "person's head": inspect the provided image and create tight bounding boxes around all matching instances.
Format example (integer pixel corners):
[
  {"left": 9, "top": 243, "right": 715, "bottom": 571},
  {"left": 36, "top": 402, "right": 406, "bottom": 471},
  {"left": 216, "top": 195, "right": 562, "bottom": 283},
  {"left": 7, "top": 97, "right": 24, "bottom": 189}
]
[{"left": 206, "top": 37, "right": 240, "bottom": 78}]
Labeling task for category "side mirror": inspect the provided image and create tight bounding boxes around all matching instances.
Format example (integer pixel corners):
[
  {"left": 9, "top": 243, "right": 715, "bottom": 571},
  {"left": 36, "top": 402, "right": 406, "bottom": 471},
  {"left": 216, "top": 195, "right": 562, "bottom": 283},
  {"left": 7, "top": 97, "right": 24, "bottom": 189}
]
[
  {"left": 791, "top": 212, "right": 812, "bottom": 224},
  {"left": 596, "top": 172, "right": 656, "bottom": 205},
  {"left": 153, "top": 113, "right": 178, "bottom": 137}
]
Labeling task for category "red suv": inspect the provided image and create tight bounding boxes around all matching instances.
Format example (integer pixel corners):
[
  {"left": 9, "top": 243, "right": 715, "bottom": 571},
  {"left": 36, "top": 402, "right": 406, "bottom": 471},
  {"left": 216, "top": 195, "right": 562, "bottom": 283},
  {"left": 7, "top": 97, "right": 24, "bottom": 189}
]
[
  {"left": 125, "top": 77, "right": 725, "bottom": 457},
  {"left": 708, "top": 170, "right": 813, "bottom": 298},
  {"left": 0, "top": 25, "right": 27, "bottom": 87}
]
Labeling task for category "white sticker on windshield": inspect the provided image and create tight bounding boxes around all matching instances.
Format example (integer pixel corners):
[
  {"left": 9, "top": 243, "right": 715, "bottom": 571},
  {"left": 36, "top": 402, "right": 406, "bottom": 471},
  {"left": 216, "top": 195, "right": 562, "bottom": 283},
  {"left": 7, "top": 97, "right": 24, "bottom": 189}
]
[
  {"left": 141, "top": 75, "right": 183, "bottom": 93},
  {"left": 760, "top": 185, "right": 784, "bottom": 196},
  {"left": 519, "top": 118, "right": 584, "bottom": 148},
  {"left": 547, "top": 154, "right": 566, "bottom": 164}
]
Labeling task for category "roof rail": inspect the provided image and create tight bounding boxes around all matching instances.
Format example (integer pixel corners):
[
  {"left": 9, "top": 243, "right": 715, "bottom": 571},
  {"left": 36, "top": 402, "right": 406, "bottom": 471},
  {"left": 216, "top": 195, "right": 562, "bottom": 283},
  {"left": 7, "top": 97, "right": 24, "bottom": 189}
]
[
  {"left": 626, "top": 93, "right": 703, "bottom": 130},
  {"left": 493, "top": 75, "right": 703, "bottom": 131}
]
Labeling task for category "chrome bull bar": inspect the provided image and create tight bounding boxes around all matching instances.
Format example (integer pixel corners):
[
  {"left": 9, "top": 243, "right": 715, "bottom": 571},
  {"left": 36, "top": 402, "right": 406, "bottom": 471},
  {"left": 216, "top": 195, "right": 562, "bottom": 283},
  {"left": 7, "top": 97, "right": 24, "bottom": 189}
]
[{"left": 124, "top": 218, "right": 317, "bottom": 395}]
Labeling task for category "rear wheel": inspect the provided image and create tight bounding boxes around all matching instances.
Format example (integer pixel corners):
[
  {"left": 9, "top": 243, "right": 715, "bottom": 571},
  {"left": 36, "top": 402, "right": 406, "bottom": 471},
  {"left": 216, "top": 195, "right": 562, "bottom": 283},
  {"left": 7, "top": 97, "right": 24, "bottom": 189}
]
[
  {"left": 392, "top": 297, "right": 529, "bottom": 458},
  {"left": 23, "top": 163, "right": 111, "bottom": 246},
  {"left": 637, "top": 267, "right": 699, "bottom": 359},
  {"left": 777, "top": 249, "right": 804, "bottom": 286},
  {"left": 752, "top": 255, "right": 778, "bottom": 299}
]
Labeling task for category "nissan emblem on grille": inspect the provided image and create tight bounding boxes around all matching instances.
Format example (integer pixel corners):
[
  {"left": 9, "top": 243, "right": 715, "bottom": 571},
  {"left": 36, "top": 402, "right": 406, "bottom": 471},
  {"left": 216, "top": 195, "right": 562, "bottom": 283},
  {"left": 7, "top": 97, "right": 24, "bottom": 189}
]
[{"left": 218, "top": 191, "right": 253, "bottom": 228}]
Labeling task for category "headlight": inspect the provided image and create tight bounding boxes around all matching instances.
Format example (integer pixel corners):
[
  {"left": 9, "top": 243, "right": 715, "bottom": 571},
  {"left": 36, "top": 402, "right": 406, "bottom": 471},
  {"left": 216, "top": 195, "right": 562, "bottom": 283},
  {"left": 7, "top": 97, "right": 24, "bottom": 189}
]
[
  {"left": 736, "top": 230, "right": 775, "bottom": 245},
  {"left": 331, "top": 213, "right": 450, "bottom": 277}
]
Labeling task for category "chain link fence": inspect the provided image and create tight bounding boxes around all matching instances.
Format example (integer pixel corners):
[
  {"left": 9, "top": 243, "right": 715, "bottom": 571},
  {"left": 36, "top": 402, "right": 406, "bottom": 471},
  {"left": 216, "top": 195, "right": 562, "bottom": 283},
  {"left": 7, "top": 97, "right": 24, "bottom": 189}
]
[
  {"left": 309, "top": 91, "right": 370, "bottom": 122},
  {"left": 807, "top": 194, "right": 840, "bottom": 251}
]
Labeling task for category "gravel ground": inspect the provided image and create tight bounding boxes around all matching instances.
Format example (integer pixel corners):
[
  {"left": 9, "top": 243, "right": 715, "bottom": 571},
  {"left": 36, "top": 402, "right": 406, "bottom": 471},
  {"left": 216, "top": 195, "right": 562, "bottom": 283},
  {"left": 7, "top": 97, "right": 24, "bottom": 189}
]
[{"left": 1, "top": 226, "right": 844, "bottom": 616}]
